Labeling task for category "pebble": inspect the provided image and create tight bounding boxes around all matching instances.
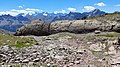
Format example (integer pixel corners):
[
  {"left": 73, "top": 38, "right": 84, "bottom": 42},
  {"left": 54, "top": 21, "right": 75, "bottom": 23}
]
[
  {"left": 74, "top": 61, "right": 80, "bottom": 64},
  {"left": 33, "top": 58, "right": 40, "bottom": 62},
  {"left": 47, "top": 63, "right": 51, "bottom": 67},
  {"left": 69, "top": 63, "right": 74, "bottom": 66},
  {"left": 22, "top": 59, "right": 29, "bottom": 63},
  {"left": 28, "top": 62, "right": 34, "bottom": 65}
]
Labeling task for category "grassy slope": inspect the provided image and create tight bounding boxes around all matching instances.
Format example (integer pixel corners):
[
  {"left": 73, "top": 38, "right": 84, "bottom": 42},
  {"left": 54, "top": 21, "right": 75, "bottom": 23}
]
[
  {"left": 87, "top": 12, "right": 120, "bottom": 22},
  {"left": 0, "top": 34, "right": 37, "bottom": 48},
  {"left": 96, "top": 32, "right": 120, "bottom": 37}
]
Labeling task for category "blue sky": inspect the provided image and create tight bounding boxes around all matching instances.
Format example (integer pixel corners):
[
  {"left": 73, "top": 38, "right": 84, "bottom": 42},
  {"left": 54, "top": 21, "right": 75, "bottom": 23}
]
[{"left": 0, "top": 0, "right": 120, "bottom": 16}]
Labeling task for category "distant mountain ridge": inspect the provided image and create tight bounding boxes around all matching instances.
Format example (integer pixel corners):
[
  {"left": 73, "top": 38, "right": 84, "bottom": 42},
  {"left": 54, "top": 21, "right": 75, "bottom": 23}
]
[
  {"left": 52, "top": 9, "right": 106, "bottom": 21},
  {"left": 19, "top": 9, "right": 106, "bottom": 22},
  {"left": 25, "top": 12, "right": 67, "bottom": 22},
  {"left": 0, "top": 9, "right": 106, "bottom": 32},
  {"left": 0, "top": 14, "right": 31, "bottom": 32}
]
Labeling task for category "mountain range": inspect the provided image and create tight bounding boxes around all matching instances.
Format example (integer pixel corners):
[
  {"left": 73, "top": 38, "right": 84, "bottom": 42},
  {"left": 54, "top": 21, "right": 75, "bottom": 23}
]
[{"left": 0, "top": 9, "right": 106, "bottom": 32}]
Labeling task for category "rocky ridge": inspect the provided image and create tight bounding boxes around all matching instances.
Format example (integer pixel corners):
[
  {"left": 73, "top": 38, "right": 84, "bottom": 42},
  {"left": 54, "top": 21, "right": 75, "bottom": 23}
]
[{"left": 15, "top": 19, "right": 120, "bottom": 36}]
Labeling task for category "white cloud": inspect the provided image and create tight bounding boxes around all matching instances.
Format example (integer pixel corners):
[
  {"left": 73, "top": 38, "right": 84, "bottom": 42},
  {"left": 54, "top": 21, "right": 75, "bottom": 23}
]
[
  {"left": 25, "top": 8, "right": 42, "bottom": 12},
  {"left": 18, "top": 6, "right": 23, "bottom": 8},
  {"left": 0, "top": 11, "right": 19, "bottom": 16},
  {"left": 54, "top": 9, "right": 66, "bottom": 14},
  {"left": 0, "top": 8, "right": 43, "bottom": 16},
  {"left": 95, "top": 2, "right": 106, "bottom": 7},
  {"left": 67, "top": 8, "right": 76, "bottom": 12},
  {"left": 84, "top": 6, "right": 95, "bottom": 11},
  {"left": 115, "top": 4, "right": 120, "bottom": 6},
  {"left": 43, "top": 13, "right": 48, "bottom": 16}
]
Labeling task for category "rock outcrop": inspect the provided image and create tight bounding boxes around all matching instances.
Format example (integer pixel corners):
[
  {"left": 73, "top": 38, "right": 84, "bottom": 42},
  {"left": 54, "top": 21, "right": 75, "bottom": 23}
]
[
  {"left": 15, "top": 20, "right": 51, "bottom": 36},
  {"left": 15, "top": 19, "right": 120, "bottom": 36}
]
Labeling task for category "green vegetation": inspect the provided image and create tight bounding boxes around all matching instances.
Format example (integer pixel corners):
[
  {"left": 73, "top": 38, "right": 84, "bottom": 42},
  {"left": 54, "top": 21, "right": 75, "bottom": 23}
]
[
  {"left": 96, "top": 32, "right": 120, "bottom": 37},
  {"left": 0, "top": 34, "right": 37, "bottom": 48},
  {"left": 53, "top": 64, "right": 57, "bottom": 67},
  {"left": 12, "top": 64, "right": 22, "bottom": 67},
  {"left": 1, "top": 64, "right": 58, "bottom": 67},
  {"left": 51, "top": 32, "right": 76, "bottom": 41},
  {"left": 84, "top": 36, "right": 95, "bottom": 42},
  {"left": 34, "top": 64, "right": 41, "bottom": 67}
]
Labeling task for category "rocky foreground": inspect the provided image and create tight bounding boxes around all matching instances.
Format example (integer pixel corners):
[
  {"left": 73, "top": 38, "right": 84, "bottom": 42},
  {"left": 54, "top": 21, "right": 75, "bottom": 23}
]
[{"left": 1, "top": 32, "right": 120, "bottom": 67}]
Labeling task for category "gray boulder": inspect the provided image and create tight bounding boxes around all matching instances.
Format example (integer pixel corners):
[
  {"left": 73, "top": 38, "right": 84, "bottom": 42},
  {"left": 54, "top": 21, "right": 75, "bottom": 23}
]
[{"left": 15, "top": 20, "right": 50, "bottom": 36}]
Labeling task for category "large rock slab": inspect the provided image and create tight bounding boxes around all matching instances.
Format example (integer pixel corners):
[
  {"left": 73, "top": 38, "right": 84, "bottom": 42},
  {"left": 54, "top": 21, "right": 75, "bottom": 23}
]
[{"left": 15, "top": 19, "right": 120, "bottom": 36}]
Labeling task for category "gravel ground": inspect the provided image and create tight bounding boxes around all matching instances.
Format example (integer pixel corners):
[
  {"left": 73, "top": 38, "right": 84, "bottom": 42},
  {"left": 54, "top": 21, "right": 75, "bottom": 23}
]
[{"left": 0, "top": 32, "right": 120, "bottom": 67}]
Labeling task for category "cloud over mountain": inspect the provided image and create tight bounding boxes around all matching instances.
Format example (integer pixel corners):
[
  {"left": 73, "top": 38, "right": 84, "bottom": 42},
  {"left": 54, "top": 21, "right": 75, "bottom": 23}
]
[
  {"left": 83, "top": 6, "right": 95, "bottom": 11},
  {"left": 0, "top": 8, "right": 43, "bottom": 16},
  {"left": 54, "top": 10, "right": 66, "bottom": 14},
  {"left": 18, "top": 6, "right": 23, "bottom": 8},
  {"left": 95, "top": 2, "right": 106, "bottom": 7},
  {"left": 67, "top": 8, "right": 76, "bottom": 12}
]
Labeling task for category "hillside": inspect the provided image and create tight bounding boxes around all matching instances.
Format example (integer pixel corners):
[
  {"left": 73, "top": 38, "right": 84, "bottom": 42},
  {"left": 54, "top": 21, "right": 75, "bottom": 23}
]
[
  {"left": 0, "top": 29, "right": 13, "bottom": 35},
  {"left": 88, "top": 12, "right": 120, "bottom": 22},
  {"left": 0, "top": 15, "right": 31, "bottom": 32}
]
